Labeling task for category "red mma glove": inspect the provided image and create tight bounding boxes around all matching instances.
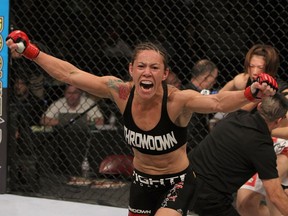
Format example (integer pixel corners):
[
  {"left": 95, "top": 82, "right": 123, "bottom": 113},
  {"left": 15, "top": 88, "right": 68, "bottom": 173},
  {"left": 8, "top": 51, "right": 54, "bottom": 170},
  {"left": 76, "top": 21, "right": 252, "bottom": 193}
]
[
  {"left": 244, "top": 73, "right": 278, "bottom": 102},
  {"left": 6, "top": 30, "right": 40, "bottom": 60}
]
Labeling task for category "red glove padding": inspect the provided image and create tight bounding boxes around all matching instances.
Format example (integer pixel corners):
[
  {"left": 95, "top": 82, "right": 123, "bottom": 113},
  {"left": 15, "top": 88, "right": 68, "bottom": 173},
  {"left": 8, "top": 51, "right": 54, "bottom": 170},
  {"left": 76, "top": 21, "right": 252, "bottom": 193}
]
[
  {"left": 256, "top": 73, "right": 278, "bottom": 91},
  {"left": 6, "top": 30, "right": 40, "bottom": 60},
  {"left": 244, "top": 73, "right": 278, "bottom": 101}
]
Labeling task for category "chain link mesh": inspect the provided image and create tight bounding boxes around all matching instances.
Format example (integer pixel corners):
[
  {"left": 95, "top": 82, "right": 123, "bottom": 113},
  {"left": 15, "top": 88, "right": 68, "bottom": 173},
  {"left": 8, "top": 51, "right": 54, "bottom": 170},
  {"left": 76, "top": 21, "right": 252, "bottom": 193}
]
[{"left": 8, "top": 0, "right": 288, "bottom": 208}]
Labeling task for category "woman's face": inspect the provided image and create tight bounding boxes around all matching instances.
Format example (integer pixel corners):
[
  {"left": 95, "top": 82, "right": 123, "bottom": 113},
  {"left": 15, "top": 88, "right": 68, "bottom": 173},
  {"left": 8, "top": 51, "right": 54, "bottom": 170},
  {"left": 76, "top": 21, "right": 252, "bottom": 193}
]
[
  {"left": 248, "top": 55, "right": 266, "bottom": 80},
  {"left": 129, "top": 50, "right": 168, "bottom": 100}
]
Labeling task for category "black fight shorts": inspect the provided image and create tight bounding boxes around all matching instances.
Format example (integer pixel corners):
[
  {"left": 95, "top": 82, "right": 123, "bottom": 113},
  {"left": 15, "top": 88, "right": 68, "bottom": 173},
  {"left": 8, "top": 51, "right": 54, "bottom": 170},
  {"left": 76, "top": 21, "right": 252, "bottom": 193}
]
[{"left": 128, "top": 167, "right": 196, "bottom": 216}]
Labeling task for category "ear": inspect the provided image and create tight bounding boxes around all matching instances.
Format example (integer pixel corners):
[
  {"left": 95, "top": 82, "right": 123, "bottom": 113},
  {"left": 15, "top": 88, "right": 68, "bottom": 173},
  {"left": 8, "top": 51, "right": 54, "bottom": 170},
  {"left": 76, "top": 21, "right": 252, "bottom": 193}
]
[
  {"left": 129, "top": 63, "right": 133, "bottom": 77},
  {"left": 272, "top": 117, "right": 284, "bottom": 130},
  {"left": 256, "top": 102, "right": 262, "bottom": 111},
  {"left": 276, "top": 118, "right": 283, "bottom": 125},
  {"left": 162, "top": 68, "right": 170, "bottom": 81}
]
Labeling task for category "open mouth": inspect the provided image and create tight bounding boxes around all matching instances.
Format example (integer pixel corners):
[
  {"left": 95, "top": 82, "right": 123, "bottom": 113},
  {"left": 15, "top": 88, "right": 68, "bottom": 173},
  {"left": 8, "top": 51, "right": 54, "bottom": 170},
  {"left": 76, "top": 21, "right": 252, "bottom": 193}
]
[{"left": 140, "top": 81, "right": 154, "bottom": 90}]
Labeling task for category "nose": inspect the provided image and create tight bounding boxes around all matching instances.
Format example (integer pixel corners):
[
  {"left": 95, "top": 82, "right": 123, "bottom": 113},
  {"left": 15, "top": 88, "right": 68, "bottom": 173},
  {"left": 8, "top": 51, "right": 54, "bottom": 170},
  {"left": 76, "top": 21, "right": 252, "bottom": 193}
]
[
  {"left": 143, "top": 68, "right": 152, "bottom": 76},
  {"left": 254, "top": 68, "right": 261, "bottom": 73},
  {"left": 251, "top": 66, "right": 263, "bottom": 74}
]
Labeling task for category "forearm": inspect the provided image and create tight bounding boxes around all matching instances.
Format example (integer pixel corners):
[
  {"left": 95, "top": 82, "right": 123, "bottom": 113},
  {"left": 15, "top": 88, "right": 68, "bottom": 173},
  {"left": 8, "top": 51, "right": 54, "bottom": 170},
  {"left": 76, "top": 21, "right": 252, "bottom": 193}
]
[
  {"left": 214, "top": 90, "right": 252, "bottom": 113},
  {"left": 34, "top": 52, "right": 110, "bottom": 98},
  {"left": 6, "top": 30, "right": 83, "bottom": 85},
  {"left": 6, "top": 30, "right": 114, "bottom": 99},
  {"left": 265, "top": 179, "right": 288, "bottom": 216},
  {"left": 272, "top": 127, "right": 288, "bottom": 139},
  {"left": 185, "top": 90, "right": 250, "bottom": 114},
  {"left": 34, "top": 52, "right": 79, "bottom": 84},
  {"left": 270, "top": 194, "right": 288, "bottom": 215}
]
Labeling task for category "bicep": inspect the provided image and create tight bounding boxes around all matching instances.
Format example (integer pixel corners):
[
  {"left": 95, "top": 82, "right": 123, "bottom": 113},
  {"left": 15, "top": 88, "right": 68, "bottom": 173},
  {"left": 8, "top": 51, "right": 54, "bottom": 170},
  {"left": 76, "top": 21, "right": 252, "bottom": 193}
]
[
  {"left": 69, "top": 72, "right": 118, "bottom": 99},
  {"left": 180, "top": 90, "right": 223, "bottom": 114}
]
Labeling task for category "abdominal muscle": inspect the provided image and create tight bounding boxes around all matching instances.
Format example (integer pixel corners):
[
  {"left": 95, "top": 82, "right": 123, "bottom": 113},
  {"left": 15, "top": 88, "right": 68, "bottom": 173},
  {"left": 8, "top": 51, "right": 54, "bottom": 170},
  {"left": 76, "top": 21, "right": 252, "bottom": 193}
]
[{"left": 132, "top": 144, "right": 189, "bottom": 175}]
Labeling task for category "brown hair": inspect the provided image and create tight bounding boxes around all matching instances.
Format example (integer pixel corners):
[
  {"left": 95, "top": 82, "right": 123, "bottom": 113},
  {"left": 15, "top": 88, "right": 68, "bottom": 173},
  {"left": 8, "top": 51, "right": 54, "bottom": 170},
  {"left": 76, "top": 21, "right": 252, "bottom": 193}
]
[
  {"left": 244, "top": 44, "right": 279, "bottom": 77},
  {"left": 130, "top": 42, "right": 169, "bottom": 70}
]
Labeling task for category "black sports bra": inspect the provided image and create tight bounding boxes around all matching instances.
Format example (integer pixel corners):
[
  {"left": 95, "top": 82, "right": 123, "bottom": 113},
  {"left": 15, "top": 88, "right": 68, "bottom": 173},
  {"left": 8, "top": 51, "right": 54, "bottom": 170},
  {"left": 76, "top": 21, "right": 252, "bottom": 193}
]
[{"left": 123, "top": 83, "right": 187, "bottom": 155}]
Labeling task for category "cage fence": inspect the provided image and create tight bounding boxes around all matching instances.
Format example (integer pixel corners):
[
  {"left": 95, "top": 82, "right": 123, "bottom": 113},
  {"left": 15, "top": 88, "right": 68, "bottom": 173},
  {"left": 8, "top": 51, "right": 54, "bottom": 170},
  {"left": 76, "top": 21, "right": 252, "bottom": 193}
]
[{"left": 7, "top": 0, "right": 288, "bottom": 208}]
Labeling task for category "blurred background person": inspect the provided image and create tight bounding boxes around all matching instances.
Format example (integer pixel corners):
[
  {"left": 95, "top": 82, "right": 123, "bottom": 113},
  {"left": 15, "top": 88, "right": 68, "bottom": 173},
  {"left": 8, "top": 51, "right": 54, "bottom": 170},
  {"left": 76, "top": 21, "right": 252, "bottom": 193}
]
[
  {"left": 40, "top": 85, "right": 104, "bottom": 128},
  {"left": 9, "top": 76, "right": 48, "bottom": 192},
  {"left": 11, "top": 77, "right": 48, "bottom": 128},
  {"left": 185, "top": 59, "right": 218, "bottom": 94},
  {"left": 183, "top": 59, "right": 219, "bottom": 151}
]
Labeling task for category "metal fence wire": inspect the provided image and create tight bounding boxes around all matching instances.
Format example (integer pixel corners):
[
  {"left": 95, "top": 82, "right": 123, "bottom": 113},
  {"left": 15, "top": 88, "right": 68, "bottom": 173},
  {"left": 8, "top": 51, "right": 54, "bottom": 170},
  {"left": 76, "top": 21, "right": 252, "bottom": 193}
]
[{"left": 7, "top": 0, "right": 288, "bottom": 208}]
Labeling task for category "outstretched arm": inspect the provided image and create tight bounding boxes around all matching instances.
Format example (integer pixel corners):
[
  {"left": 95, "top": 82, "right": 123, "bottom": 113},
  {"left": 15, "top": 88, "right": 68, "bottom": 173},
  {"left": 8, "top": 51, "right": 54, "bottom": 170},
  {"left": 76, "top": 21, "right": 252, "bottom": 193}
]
[
  {"left": 180, "top": 74, "right": 277, "bottom": 114},
  {"left": 219, "top": 73, "right": 259, "bottom": 112},
  {"left": 34, "top": 52, "right": 116, "bottom": 98},
  {"left": 6, "top": 30, "right": 123, "bottom": 100}
]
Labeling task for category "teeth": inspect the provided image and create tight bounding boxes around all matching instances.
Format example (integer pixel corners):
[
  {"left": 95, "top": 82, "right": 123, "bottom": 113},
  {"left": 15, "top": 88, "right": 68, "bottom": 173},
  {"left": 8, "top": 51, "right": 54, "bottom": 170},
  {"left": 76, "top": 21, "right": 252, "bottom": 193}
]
[{"left": 141, "top": 81, "right": 153, "bottom": 85}]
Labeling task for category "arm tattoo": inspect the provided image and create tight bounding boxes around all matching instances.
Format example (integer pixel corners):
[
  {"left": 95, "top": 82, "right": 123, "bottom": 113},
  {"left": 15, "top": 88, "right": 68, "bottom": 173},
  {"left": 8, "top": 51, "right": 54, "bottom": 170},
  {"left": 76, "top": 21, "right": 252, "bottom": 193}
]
[
  {"left": 68, "top": 71, "right": 78, "bottom": 80},
  {"left": 107, "top": 79, "right": 123, "bottom": 89},
  {"left": 107, "top": 79, "right": 130, "bottom": 100},
  {"left": 70, "top": 71, "right": 78, "bottom": 75}
]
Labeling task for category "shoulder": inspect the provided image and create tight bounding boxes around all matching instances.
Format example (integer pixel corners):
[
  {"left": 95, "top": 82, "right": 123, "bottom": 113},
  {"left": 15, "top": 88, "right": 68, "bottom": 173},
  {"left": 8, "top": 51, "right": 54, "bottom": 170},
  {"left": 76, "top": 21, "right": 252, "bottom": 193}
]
[
  {"left": 168, "top": 87, "right": 200, "bottom": 111},
  {"left": 103, "top": 78, "right": 132, "bottom": 105},
  {"left": 235, "top": 73, "right": 249, "bottom": 80},
  {"left": 220, "top": 73, "right": 248, "bottom": 91},
  {"left": 119, "top": 81, "right": 133, "bottom": 100},
  {"left": 167, "top": 87, "right": 196, "bottom": 125},
  {"left": 168, "top": 85, "right": 198, "bottom": 99},
  {"left": 111, "top": 81, "right": 133, "bottom": 114},
  {"left": 233, "top": 73, "right": 249, "bottom": 90}
]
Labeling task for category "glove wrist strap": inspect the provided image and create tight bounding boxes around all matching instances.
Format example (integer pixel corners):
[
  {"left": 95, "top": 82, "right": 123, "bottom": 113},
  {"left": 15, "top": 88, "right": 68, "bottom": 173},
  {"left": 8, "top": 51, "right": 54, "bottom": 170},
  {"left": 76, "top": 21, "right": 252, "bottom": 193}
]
[
  {"left": 23, "top": 44, "right": 40, "bottom": 60},
  {"left": 244, "top": 86, "right": 260, "bottom": 102}
]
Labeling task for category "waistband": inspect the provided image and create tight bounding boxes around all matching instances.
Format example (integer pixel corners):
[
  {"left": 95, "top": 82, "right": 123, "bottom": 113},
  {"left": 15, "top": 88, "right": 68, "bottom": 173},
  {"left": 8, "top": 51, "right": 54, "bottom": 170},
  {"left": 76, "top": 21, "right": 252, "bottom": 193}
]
[{"left": 133, "top": 167, "right": 189, "bottom": 187}]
